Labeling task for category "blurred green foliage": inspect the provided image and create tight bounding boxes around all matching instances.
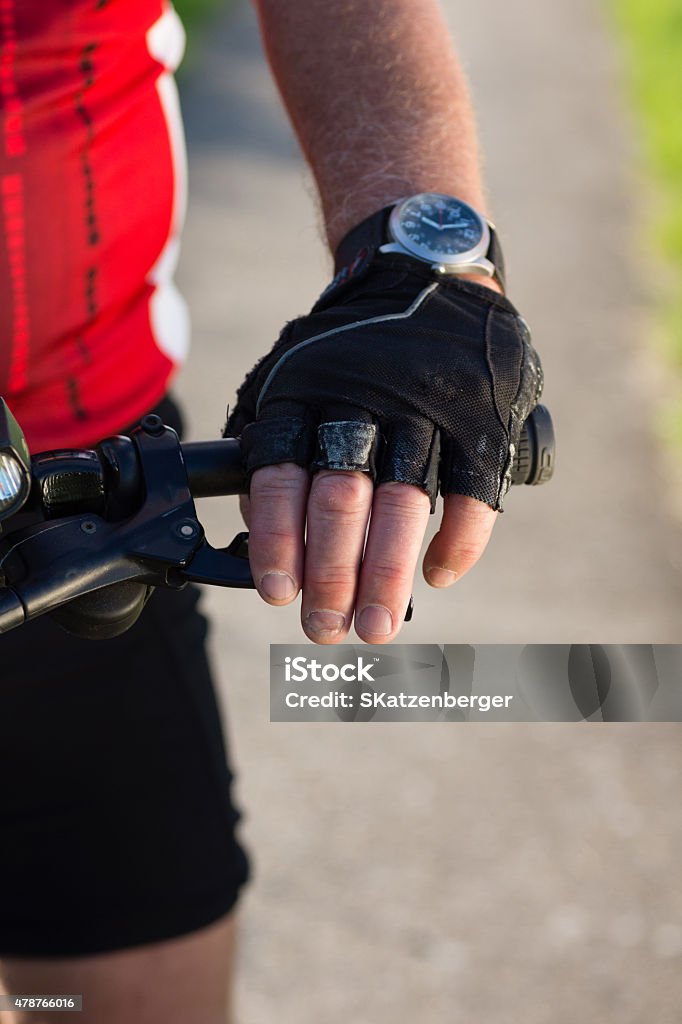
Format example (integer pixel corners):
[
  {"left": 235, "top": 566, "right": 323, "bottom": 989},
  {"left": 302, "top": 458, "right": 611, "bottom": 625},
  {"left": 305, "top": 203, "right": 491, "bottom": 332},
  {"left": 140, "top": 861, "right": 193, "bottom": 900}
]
[
  {"left": 173, "top": 0, "right": 225, "bottom": 66},
  {"left": 611, "top": 0, "right": 682, "bottom": 444},
  {"left": 173, "top": 0, "right": 223, "bottom": 30}
]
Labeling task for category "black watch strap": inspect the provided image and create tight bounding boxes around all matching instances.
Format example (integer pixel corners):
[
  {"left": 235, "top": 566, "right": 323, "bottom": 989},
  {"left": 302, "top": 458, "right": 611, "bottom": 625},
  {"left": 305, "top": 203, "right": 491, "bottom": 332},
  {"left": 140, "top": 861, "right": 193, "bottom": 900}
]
[
  {"left": 485, "top": 226, "right": 506, "bottom": 292},
  {"left": 334, "top": 205, "right": 393, "bottom": 271},
  {"left": 334, "top": 200, "right": 506, "bottom": 293}
]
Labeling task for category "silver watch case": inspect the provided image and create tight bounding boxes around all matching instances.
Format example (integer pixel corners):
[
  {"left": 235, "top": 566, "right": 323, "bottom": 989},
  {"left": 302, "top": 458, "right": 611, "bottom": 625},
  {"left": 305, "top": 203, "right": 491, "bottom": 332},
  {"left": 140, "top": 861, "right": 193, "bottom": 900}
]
[{"left": 380, "top": 193, "right": 496, "bottom": 279}]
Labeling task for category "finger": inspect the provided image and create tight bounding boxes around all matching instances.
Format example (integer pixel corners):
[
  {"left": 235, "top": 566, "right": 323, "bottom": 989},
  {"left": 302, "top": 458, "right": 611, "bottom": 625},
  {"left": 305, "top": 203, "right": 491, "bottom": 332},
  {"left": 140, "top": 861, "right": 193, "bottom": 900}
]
[
  {"left": 247, "top": 463, "right": 309, "bottom": 604},
  {"left": 354, "top": 482, "right": 431, "bottom": 643},
  {"left": 423, "top": 494, "right": 497, "bottom": 587},
  {"left": 301, "top": 470, "right": 374, "bottom": 643},
  {"left": 239, "top": 493, "right": 251, "bottom": 527}
]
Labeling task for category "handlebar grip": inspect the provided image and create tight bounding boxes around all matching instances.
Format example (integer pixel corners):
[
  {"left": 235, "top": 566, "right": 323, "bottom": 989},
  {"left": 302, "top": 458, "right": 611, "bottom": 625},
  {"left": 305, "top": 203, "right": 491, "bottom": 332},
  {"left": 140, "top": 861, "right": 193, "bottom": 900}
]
[
  {"left": 511, "top": 405, "right": 555, "bottom": 486},
  {"left": 182, "top": 439, "right": 245, "bottom": 497}
]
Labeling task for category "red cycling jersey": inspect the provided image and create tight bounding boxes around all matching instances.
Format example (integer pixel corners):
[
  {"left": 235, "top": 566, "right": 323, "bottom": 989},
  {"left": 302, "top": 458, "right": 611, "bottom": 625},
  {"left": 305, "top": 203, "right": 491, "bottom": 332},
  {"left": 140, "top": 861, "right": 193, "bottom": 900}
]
[{"left": 0, "top": 0, "right": 188, "bottom": 452}]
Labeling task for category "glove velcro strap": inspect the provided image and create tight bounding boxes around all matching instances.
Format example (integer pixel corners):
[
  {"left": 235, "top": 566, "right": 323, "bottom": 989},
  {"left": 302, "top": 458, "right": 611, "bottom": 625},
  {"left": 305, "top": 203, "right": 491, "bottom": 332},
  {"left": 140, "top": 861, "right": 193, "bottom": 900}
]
[{"left": 312, "top": 421, "right": 380, "bottom": 474}]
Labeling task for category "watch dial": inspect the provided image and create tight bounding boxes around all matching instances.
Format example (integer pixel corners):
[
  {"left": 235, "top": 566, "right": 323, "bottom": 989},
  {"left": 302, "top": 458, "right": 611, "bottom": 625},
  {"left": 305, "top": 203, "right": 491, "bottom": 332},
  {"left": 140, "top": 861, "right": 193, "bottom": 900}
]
[{"left": 395, "top": 194, "right": 484, "bottom": 260}]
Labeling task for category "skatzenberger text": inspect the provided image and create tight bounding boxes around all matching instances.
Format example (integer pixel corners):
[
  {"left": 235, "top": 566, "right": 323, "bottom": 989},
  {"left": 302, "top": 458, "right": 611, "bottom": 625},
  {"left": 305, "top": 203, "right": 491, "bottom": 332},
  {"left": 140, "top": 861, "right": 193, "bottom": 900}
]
[{"left": 284, "top": 690, "right": 514, "bottom": 712}]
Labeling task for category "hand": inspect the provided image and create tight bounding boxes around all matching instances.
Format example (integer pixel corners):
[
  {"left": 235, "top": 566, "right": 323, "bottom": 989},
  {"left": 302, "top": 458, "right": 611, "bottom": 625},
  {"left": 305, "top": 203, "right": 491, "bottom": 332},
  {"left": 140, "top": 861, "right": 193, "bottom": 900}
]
[
  {"left": 227, "top": 257, "right": 542, "bottom": 644},
  {"left": 239, "top": 471, "right": 496, "bottom": 643}
]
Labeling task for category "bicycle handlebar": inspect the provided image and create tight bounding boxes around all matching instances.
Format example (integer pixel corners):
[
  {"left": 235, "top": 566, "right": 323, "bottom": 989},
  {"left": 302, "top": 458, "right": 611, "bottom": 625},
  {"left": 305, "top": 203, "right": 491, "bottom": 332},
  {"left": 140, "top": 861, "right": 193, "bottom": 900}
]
[
  {"left": 22, "top": 405, "right": 555, "bottom": 523},
  {"left": 0, "top": 403, "right": 555, "bottom": 638},
  {"left": 22, "top": 432, "right": 246, "bottom": 524},
  {"left": 183, "top": 439, "right": 245, "bottom": 497}
]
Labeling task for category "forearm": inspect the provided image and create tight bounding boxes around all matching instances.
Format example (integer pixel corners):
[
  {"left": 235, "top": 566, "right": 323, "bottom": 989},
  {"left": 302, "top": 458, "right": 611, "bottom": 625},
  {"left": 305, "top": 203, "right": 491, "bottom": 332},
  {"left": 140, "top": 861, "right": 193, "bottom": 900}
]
[{"left": 254, "top": 0, "right": 489, "bottom": 253}]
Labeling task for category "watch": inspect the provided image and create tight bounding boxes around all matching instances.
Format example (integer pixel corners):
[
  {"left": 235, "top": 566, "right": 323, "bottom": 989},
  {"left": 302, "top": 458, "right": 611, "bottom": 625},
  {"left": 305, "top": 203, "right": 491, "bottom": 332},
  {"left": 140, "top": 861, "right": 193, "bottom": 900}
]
[{"left": 335, "top": 192, "right": 506, "bottom": 292}]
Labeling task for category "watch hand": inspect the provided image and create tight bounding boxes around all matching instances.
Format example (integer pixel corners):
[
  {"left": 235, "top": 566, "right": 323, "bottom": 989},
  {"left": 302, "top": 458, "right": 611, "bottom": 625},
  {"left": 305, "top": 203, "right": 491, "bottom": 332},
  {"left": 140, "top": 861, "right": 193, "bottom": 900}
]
[
  {"left": 442, "top": 221, "right": 470, "bottom": 229},
  {"left": 420, "top": 216, "right": 443, "bottom": 230}
]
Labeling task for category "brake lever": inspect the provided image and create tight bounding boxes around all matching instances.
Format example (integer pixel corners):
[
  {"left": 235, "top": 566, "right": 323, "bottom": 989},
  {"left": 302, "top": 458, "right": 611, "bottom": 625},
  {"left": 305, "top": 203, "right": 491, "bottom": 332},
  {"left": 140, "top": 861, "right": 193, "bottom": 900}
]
[
  {"left": 176, "top": 530, "right": 254, "bottom": 589},
  {"left": 0, "top": 420, "right": 256, "bottom": 633}
]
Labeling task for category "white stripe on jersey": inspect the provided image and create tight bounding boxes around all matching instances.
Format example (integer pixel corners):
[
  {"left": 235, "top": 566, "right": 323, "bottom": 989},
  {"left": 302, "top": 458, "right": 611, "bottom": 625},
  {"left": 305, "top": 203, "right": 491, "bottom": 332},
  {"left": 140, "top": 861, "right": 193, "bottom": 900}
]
[{"left": 146, "top": 2, "right": 190, "bottom": 366}]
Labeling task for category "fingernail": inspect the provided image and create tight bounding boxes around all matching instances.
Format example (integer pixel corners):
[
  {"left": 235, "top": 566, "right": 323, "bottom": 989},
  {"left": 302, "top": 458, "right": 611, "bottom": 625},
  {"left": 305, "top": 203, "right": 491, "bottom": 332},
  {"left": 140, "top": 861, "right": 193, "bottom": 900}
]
[
  {"left": 260, "top": 571, "right": 296, "bottom": 601},
  {"left": 357, "top": 605, "right": 393, "bottom": 636},
  {"left": 425, "top": 567, "right": 458, "bottom": 588},
  {"left": 305, "top": 610, "right": 346, "bottom": 636}
]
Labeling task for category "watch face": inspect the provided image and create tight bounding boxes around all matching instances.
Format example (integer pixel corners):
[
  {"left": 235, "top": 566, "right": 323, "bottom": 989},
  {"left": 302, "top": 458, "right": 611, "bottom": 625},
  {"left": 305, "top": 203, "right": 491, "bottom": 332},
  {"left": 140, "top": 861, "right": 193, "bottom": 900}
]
[{"left": 389, "top": 193, "right": 488, "bottom": 265}]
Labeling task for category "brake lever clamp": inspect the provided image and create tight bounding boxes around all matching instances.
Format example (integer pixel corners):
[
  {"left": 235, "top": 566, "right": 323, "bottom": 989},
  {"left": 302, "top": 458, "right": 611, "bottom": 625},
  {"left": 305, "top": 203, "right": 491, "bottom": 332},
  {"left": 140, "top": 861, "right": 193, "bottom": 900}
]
[
  {"left": 0, "top": 417, "right": 254, "bottom": 638},
  {"left": 127, "top": 416, "right": 253, "bottom": 591}
]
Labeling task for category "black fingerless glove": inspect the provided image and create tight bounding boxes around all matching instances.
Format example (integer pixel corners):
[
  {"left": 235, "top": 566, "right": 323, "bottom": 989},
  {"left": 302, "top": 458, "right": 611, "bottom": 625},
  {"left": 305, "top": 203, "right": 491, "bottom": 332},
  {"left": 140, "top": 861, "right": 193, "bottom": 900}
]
[{"left": 226, "top": 255, "right": 543, "bottom": 510}]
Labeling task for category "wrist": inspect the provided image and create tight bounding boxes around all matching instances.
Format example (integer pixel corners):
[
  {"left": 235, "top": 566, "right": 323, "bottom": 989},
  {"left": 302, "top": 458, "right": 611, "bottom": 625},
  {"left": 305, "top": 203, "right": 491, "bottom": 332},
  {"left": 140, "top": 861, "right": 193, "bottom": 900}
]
[
  {"left": 458, "top": 273, "right": 504, "bottom": 295},
  {"left": 334, "top": 194, "right": 506, "bottom": 294}
]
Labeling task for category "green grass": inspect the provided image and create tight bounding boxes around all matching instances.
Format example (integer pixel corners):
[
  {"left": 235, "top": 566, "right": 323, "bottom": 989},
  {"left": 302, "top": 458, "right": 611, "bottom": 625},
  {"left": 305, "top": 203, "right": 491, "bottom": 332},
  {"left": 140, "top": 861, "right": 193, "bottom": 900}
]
[{"left": 609, "top": 0, "right": 682, "bottom": 447}]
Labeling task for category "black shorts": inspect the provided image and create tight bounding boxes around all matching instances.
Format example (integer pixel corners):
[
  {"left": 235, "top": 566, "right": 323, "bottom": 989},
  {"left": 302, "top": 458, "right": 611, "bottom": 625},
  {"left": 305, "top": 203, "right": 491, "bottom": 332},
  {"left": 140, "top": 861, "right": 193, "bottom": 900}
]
[{"left": 0, "top": 397, "right": 250, "bottom": 957}]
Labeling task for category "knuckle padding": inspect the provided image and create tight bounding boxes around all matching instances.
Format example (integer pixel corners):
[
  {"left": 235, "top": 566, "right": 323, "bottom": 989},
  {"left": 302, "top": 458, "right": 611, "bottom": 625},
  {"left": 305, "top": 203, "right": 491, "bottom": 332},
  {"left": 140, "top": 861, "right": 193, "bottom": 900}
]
[{"left": 313, "top": 421, "right": 379, "bottom": 473}]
